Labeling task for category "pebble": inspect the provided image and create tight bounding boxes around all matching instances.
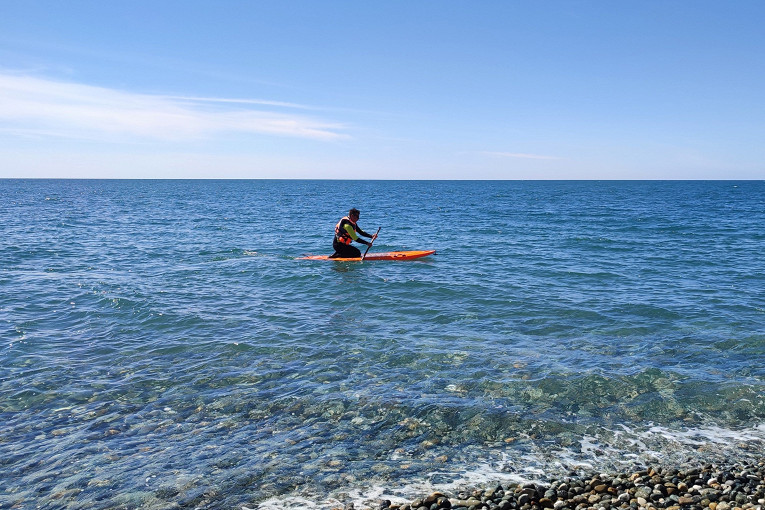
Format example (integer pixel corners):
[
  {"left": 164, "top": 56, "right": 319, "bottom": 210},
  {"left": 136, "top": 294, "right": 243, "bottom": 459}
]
[{"left": 372, "top": 462, "right": 765, "bottom": 510}]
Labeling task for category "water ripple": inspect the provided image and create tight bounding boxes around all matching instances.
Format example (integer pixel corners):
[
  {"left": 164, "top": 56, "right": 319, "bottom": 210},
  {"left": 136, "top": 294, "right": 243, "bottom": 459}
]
[{"left": 1, "top": 180, "right": 763, "bottom": 508}]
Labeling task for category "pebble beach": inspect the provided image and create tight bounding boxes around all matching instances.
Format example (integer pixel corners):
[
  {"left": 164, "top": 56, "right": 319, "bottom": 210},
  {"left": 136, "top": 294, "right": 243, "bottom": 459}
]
[{"left": 345, "top": 463, "right": 765, "bottom": 510}]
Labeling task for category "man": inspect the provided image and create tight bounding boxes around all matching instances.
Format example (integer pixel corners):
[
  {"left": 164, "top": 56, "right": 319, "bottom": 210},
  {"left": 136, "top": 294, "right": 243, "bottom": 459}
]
[{"left": 330, "top": 208, "right": 377, "bottom": 258}]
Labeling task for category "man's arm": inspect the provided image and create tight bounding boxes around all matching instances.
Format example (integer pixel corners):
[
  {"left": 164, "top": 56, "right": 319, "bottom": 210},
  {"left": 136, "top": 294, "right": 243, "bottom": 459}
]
[{"left": 344, "top": 224, "right": 371, "bottom": 245}]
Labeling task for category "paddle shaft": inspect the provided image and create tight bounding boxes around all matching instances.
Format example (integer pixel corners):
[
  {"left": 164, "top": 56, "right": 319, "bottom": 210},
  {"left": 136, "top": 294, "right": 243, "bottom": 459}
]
[{"left": 362, "top": 227, "right": 381, "bottom": 260}]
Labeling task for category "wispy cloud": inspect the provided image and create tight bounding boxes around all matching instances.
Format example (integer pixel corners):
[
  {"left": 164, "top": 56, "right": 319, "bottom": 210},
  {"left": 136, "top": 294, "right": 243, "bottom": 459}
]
[
  {"left": 160, "top": 96, "right": 314, "bottom": 110},
  {"left": 0, "top": 73, "right": 348, "bottom": 142},
  {"left": 479, "top": 151, "right": 560, "bottom": 160}
]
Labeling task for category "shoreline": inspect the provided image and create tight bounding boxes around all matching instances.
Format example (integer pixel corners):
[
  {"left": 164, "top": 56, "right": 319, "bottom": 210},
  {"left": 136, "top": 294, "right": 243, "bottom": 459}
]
[{"left": 298, "top": 462, "right": 765, "bottom": 510}]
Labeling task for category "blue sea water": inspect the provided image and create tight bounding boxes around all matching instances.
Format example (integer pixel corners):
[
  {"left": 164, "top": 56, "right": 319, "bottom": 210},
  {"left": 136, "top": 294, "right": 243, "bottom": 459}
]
[{"left": 1, "top": 179, "right": 763, "bottom": 509}]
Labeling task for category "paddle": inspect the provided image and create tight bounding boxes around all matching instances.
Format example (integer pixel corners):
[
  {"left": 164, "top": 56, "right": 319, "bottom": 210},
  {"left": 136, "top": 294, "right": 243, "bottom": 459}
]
[{"left": 362, "top": 227, "right": 381, "bottom": 260}]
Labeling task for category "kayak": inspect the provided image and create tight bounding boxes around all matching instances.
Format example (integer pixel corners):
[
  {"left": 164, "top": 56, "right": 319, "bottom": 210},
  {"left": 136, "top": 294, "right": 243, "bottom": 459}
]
[
  {"left": 299, "top": 250, "right": 435, "bottom": 261},
  {"left": 298, "top": 250, "right": 436, "bottom": 261}
]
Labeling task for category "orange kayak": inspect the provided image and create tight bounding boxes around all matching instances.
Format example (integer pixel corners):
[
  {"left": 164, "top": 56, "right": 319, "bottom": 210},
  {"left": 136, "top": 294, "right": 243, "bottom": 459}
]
[{"left": 298, "top": 250, "right": 436, "bottom": 261}]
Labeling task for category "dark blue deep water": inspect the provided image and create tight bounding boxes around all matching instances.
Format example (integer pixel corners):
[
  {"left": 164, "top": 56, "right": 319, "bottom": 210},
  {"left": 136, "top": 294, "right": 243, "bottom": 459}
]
[{"left": 1, "top": 180, "right": 764, "bottom": 509}]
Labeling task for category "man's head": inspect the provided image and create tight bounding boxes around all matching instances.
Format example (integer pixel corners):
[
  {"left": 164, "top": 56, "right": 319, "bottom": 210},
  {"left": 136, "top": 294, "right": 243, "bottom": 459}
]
[{"left": 349, "top": 208, "right": 360, "bottom": 220}]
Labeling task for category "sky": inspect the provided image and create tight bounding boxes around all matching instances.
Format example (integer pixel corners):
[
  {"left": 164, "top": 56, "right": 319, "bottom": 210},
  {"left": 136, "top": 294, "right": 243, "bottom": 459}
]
[{"left": 1, "top": 0, "right": 764, "bottom": 179}]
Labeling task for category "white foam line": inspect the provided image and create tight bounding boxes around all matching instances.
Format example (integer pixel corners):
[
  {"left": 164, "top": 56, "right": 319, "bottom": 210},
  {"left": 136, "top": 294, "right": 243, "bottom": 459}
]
[
  {"left": 253, "top": 423, "right": 765, "bottom": 509},
  {"left": 646, "top": 424, "right": 765, "bottom": 445}
]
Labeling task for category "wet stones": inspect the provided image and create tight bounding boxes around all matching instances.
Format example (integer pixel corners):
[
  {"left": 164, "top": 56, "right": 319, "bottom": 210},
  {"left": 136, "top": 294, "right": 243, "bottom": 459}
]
[{"left": 374, "top": 462, "right": 765, "bottom": 510}]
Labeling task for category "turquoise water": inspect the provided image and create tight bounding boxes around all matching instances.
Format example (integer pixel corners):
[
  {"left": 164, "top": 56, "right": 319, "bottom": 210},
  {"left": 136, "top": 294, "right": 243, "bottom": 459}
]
[{"left": 1, "top": 180, "right": 764, "bottom": 509}]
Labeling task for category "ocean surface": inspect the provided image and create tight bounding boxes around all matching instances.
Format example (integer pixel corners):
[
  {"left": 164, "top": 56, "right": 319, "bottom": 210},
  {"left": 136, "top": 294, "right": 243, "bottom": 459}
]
[{"left": 1, "top": 179, "right": 763, "bottom": 510}]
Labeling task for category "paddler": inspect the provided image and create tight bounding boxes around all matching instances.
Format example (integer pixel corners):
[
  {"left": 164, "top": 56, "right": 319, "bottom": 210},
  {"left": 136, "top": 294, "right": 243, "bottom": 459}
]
[{"left": 330, "top": 208, "right": 377, "bottom": 258}]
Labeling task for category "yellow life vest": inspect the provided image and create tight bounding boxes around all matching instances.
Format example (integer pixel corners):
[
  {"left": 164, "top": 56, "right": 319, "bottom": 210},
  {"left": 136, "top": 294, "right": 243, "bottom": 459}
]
[{"left": 334, "top": 216, "right": 357, "bottom": 245}]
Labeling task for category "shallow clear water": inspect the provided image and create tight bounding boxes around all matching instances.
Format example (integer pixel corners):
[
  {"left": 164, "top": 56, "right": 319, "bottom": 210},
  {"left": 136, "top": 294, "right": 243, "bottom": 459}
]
[{"left": 1, "top": 179, "right": 763, "bottom": 509}]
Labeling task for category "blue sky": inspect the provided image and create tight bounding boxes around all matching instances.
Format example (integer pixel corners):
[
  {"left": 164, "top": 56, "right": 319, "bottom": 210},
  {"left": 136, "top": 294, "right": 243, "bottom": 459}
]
[{"left": 1, "top": 0, "right": 764, "bottom": 179}]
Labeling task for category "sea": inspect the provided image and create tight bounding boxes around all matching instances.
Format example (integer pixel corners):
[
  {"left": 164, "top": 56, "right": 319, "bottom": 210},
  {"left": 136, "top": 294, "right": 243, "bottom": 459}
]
[{"left": 1, "top": 179, "right": 763, "bottom": 510}]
